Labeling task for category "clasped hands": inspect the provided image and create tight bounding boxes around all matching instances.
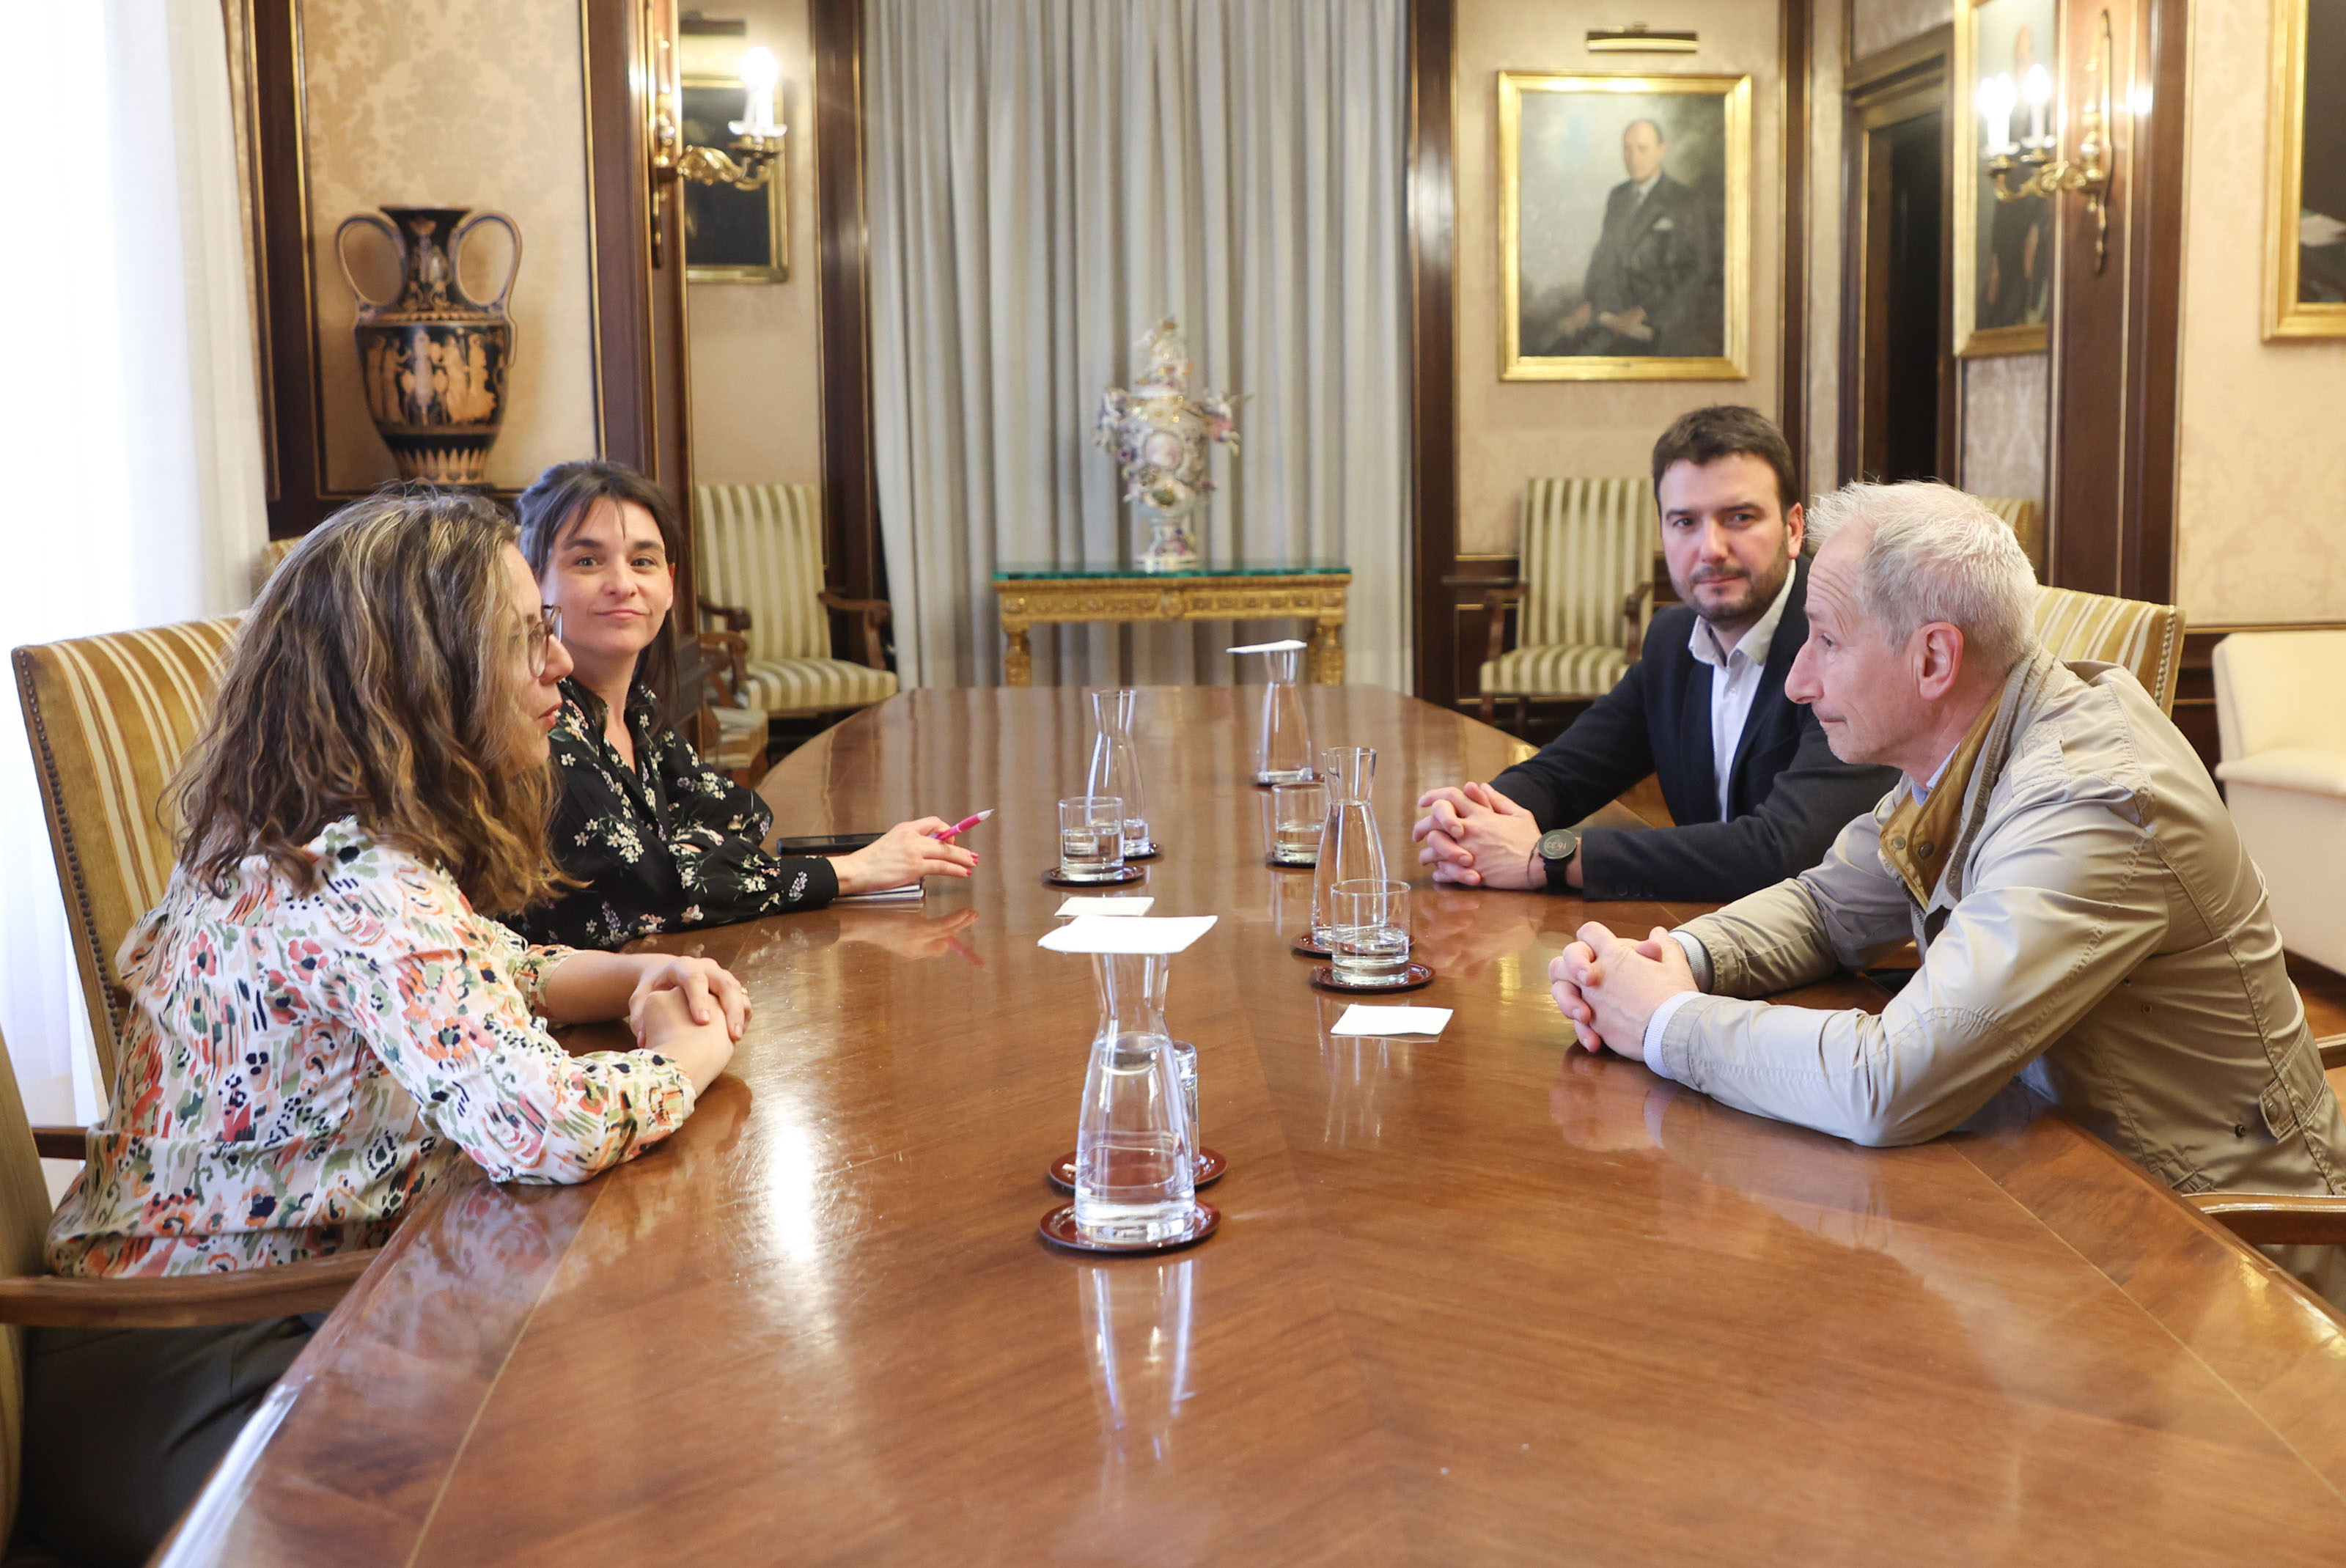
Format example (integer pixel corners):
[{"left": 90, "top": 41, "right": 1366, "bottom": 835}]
[
  {"left": 1413, "top": 781, "right": 1567, "bottom": 889},
  {"left": 1549, "top": 923, "right": 1696, "bottom": 1064}
]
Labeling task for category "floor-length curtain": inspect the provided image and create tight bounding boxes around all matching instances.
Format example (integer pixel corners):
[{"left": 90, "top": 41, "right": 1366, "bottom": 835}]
[
  {"left": 867, "top": 0, "right": 1411, "bottom": 691},
  {"left": 0, "top": 2, "right": 269, "bottom": 1123}
]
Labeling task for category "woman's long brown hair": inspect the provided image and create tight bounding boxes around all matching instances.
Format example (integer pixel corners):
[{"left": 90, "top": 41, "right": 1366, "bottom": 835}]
[{"left": 170, "top": 485, "right": 560, "bottom": 912}]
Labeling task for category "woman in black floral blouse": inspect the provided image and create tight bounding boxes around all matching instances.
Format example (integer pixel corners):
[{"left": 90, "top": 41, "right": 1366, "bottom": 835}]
[{"left": 508, "top": 461, "right": 975, "bottom": 949}]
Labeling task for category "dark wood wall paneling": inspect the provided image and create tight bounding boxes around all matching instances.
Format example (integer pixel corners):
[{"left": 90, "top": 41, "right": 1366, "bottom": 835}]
[
  {"left": 1408, "top": 0, "right": 1461, "bottom": 706},
  {"left": 810, "top": 0, "right": 884, "bottom": 613}
]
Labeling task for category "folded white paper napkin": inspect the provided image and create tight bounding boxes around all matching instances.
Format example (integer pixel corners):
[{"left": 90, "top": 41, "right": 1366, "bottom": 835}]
[
  {"left": 1227, "top": 638, "right": 1309, "bottom": 655},
  {"left": 1054, "top": 896, "right": 1155, "bottom": 918},
  {"left": 1037, "top": 915, "right": 1218, "bottom": 954},
  {"left": 1331, "top": 1004, "right": 1452, "bottom": 1037}
]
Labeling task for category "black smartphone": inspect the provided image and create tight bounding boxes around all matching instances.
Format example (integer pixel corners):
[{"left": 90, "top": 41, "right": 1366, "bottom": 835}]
[{"left": 773, "top": 831, "right": 883, "bottom": 856}]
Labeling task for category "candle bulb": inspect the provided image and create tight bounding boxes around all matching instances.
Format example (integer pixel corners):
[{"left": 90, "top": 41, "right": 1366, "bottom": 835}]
[
  {"left": 735, "top": 45, "right": 781, "bottom": 139},
  {"left": 2022, "top": 63, "right": 2052, "bottom": 147},
  {"left": 1977, "top": 72, "right": 2016, "bottom": 156}
]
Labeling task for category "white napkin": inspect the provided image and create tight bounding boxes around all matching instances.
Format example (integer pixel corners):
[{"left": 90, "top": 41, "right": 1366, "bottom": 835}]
[
  {"left": 1055, "top": 896, "right": 1155, "bottom": 918},
  {"left": 1227, "top": 638, "right": 1309, "bottom": 655},
  {"left": 1330, "top": 1004, "right": 1452, "bottom": 1037},
  {"left": 1038, "top": 915, "right": 1218, "bottom": 954}
]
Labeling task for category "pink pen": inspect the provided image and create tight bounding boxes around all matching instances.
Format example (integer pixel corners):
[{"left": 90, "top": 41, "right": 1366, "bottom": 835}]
[{"left": 935, "top": 809, "right": 993, "bottom": 842}]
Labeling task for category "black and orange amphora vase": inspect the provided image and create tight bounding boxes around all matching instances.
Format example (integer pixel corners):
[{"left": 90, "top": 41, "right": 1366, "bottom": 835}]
[{"left": 335, "top": 205, "right": 521, "bottom": 486}]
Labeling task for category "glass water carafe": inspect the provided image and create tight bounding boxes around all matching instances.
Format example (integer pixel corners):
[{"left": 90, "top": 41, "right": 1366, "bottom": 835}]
[
  {"left": 1085, "top": 688, "right": 1152, "bottom": 856},
  {"left": 1254, "top": 646, "right": 1315, "bottom": 784},
  {"left": 1073, "top": 952, "right": 1197, "bottom": 1243},
  {"left": 1310, "top": 746, "right": 1388, "bottom": 948}
]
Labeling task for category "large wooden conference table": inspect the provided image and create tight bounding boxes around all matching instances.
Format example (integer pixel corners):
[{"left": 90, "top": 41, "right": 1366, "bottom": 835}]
[{"left": 171, "top": 687, "right": 2346, "bottom": 1565}]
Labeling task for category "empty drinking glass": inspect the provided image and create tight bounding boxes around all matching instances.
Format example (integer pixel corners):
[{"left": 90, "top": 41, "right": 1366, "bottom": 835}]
[
  {"left": 1311, "top": 747, "right": 1388, "bottom": 948},
  {"left": 1059, "top": 795, "right": 1128, "bottom": 881},
  {"left": 1254, "top": 644, "right": 1314, "bottom": 784},
  {"left": 1331, "top": 878, "right": 1412, "bottom": 987},
  {"left": 1264, "top": 780, "right": 1326, "bottom": 866},
  {"left": 1074, "top": 951, "right": 1198, "bottom": 1244},
  {"left": 1086, "top": 689, "right": 1152, "bottom": 856}
]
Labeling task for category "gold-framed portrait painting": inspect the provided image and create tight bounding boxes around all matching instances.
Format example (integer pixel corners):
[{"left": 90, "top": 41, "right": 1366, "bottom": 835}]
[
  {"left": 1954, "top": 0, "right": 2057, "bottom": 356},
  {"left": 1499, "top": 71, "right": 1750, "bottom": 382},
  {"left": 2267, "top": 0, "right": 2346, "bottom": 338},
  {"left": 680, "top": 77, "right": 789, "bottom": 283}
]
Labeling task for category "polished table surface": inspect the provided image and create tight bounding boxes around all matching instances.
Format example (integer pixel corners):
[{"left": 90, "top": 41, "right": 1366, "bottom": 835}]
[{"left": 174, "top": 687, "right": 2346, "bottom": 1566}]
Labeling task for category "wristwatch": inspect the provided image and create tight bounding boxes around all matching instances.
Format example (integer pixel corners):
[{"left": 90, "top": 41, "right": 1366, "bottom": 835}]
[{"left": 1535, "top": 828, "right": 1581, "bottom": 891}]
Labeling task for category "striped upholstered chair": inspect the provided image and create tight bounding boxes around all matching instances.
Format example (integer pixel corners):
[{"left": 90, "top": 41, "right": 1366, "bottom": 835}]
[
  {"left": 693, "top": 483, "right": 899, "bottom": 720},
  {"left": 12, "top": 618, "right": 242, "bottom": 1092},
  {"left": 2033, "top": 586, "right": 2185, "bottom": 714},
  {"left": 1477, "top": 478, "right": 1656, "bottom": 725}
]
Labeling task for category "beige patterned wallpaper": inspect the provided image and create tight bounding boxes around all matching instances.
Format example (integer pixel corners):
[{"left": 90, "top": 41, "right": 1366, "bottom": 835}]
[
  {"left": 1454, "top": 0, "right": 1784, "bottom": 556},
  {"left": 1849, "top": 0, "right": 1950, "bottom": 63},
  {"left": 2174, "top": 0, "right": 2346, "bottom": 626},
  {"left": 302, "top": 0, "right": 597, "bottom": 493},
  {"left": 1960, "top": 353, "right": 2047, "bottom": 517}
]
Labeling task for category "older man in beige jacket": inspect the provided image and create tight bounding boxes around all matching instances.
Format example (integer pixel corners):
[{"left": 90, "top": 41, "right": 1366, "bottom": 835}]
[{"left": 1553, "top": 481, "right": 2346, "bottom": 1198}]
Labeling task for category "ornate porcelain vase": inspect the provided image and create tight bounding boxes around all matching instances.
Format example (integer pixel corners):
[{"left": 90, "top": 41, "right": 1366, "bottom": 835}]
[
  {"left": 1095, "top": 319, "right": 1240, "bottom": 573},
  {"left": 335, "top": 205, "right": 522, "bottom": 486}
]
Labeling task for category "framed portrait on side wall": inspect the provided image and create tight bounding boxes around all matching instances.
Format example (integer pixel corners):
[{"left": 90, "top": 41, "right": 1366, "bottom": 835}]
[
  {"left": 2267, "top": 0, "right": 2346, "bottom": 338},
  {"left": 1498, "top": 72, "right": 1750, "bottom": 381},
  {"left": 1954, "top": 0, "right": 2056, "bottom": 357},
  {"left": 680, "top": 77, "right": 789, "bottom": 284}
]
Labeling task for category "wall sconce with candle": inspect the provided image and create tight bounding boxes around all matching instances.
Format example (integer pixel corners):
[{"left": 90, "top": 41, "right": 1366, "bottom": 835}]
[
  {"left": 1979, "top": 8, "right": 2114, "bottom": 272},
  {"left": 655, "top": 44, "right": 787, "bottom": 193}
]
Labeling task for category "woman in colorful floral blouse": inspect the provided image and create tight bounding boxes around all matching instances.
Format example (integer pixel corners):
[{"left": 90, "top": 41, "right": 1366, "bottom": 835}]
[
  {"left": 27, "top": 486, "right": 746, "bottom": 1566},
  {"left": 507, "top": 460, "right": 975, "bottom": 950}
]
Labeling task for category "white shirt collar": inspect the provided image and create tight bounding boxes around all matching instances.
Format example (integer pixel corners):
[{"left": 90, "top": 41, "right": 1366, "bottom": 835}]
[
  {"left": 1687, "top": 562, "right": 1799, "bottom": 673},
  {"left": 1631, "top": 172, "right": 1661, "bottom": 202}
]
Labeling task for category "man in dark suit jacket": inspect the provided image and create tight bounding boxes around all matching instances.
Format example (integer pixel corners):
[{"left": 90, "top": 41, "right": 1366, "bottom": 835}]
[
  {"left": 1555, "top": 119, "right": 1720, "bottom": 357},
  {"left": 1414, "top": 407, "right": 1899, "bottom": 902}
]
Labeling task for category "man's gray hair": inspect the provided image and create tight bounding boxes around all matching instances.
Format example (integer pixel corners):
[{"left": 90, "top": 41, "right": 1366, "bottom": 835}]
[{"left": 1803, "top": 482, "right": 2039, "bottom": 675}]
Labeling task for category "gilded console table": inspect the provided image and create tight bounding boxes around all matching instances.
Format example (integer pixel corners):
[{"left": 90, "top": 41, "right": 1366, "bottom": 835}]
[{"left": 990, "top": 563, "right": 1350, "bottom": 685}]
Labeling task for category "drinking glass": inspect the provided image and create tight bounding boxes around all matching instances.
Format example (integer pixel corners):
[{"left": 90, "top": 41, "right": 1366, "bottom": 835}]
[
  {"left": 1254, "top": 645, "right": 1315, "bottom": 784},
  {"left": 1264, "top": 781, "right": 1326, "bottom": 866},
  {"left": 1331, "top": 878, "right": 1412, "bottom": 987},
  {"left": 1073, "top": 952, "right": 1197, "bottom": 1244},
  {"left": 1086, "top": 688, "right": 1152, "bottom": 856},
  {"left": 1059, "top": 795, "right": 1128, "bottom": 881},
  {"left": 1310, "top": 747, "right": 1388, "bottom": 948}
]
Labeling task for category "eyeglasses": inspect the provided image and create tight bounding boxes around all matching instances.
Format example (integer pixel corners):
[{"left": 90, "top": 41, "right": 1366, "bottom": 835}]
[{"left": 526, "top": 606, "right": 564, "bottom": 677}]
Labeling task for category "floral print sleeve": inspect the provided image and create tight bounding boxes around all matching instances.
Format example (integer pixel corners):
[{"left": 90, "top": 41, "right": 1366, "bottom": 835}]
[
  {"left": 43, "top": 820, "right": 696, "bottom": 1278},
  {"left": 507, "top": 680, "right": 839, "bottom": 950}
]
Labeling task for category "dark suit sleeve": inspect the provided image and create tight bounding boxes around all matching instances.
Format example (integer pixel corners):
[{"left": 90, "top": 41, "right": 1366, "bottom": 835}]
[
  {"left": 1574, "top": 709, "right": 1899, "bottom": 902},
  {"left": 1486, "top": 646, "right": 1659, "bottom": 831}
]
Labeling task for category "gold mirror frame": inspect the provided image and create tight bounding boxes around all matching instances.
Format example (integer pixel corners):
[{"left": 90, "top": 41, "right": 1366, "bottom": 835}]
[
  {"left": 2266, "top": 0, "right": 2346, "bottom": 339},
  {"left": 680, "top": 74, "right": 789, "bottom": 284},
  {"left": 1952, "top": 0, "right": 2056, "bottom": 358},
  {"left": 1497, "top": 71, "right": 1751, "bottom": 382}
]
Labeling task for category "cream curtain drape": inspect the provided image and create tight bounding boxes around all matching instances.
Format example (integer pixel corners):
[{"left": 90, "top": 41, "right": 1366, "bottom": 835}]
[
  {"left": 866, "top": 0, "right": 1411, "bottom": 691},
  {"left": 0, "top": 2, "right": 268, "bottom": 1122}
]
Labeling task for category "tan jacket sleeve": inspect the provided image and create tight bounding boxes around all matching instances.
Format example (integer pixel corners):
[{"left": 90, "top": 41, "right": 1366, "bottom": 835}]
[{"left": 1655, "top": 780, "right": 2169, "bottom": 1147}]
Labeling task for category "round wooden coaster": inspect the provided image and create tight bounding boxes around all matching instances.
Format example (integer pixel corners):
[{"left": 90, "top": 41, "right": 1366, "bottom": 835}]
[
  {"left": 1038, "top": 1200, "right": 1221, "bottom": 1254},
  {"left": 1049, "top": 1148, "right": 1226, "bottom": 1193},
  {"left": 1308, "top": 961, "right": 1435, "bottom": 995},
  {"left": 1122, "top": 842, "right": 1162, "bottom": 861},
  {"left": 1291, "top": 930, "right": 1331, "bottom": 958},
  {"left": 1263, "top": 854, "right": 1318, "bottom": 870},
  {"left": 1042, "top": 863, "right": 1147, "bottom": 889}
]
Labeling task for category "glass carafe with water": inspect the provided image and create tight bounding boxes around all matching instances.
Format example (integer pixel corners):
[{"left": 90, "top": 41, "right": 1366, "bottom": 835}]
[
  {"left": 1073, "top": 952, "right": 1197, "bottom": 1244},
  {"left": 1254, "top": 645, "right": 1314, "bottom": 784},
  {"left": 1310, "top": 746, "right": 1388, "bottom": 949},
  {"left": 1086, "top": 688, "right": 1153, "bottom": 857}
]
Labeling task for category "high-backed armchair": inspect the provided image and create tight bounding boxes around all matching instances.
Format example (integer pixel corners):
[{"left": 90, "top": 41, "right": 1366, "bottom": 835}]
[
  {"left": 2211, "top": 629, "right": 2346, "bottom": 976},
  {"left": 1477, "top": 478, "right": 1657, "bottom": 725},
  {"left": 13, "top": 619, "right": 243, "bottom": 1092},
  {"left": 2032, "top": 586, "right": 2185, "bottom": 713},
  {"left": 693, "top": 483, "right": 899, "bottom": 718},
  {"left": 1977, "top": 495, "right": 2044, "bottom": 573}
]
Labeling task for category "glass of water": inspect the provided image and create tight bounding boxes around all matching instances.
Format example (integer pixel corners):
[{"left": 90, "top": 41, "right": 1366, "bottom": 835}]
[
  {"left": 1265, "top": 781, "right": 1326, "bottom": 866},
  {"left": 1331, "top": 878, "right": 1412, "bottom": 986},
  {"left": 1059, "top": 795, "right": 1128, "bottom": 881}
]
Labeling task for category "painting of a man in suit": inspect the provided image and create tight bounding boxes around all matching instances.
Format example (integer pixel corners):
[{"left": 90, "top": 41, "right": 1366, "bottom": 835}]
[
  {"left": 1504, "top": 76, "right": 1743, "bottom": 378},
  {"left": 1553, "top": 119, "right": 1718, "bottom": 356}
]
